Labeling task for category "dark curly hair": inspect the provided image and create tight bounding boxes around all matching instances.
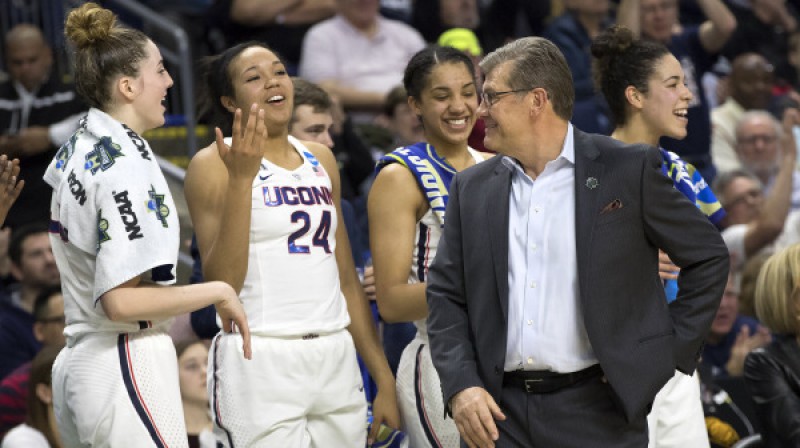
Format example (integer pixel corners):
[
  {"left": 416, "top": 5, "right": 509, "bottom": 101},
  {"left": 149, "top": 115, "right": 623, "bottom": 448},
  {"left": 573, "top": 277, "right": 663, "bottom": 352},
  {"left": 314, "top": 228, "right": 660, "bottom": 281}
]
[{"left": 591, "top": 25, "right": 671, "bottom": 127}]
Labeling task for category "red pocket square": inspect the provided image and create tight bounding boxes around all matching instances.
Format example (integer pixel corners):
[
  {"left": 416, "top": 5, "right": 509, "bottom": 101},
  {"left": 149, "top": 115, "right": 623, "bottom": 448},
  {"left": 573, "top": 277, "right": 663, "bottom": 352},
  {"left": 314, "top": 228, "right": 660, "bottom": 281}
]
[{"left": 600, "top": 199, "right": 623, "bottom": 214}]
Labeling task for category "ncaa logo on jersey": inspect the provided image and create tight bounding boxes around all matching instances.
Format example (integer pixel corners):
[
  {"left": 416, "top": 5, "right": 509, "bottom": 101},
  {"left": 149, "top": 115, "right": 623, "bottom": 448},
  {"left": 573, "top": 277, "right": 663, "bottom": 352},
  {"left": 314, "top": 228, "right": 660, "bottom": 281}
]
[
  {"left": 97, "top": 210, "right": 111, "bottom": 251},
  {"left": 85, "top": 136, "right": 124, "bottom": 175},
  {"left": 146, "top": 185, "right": 170, "bottom": 228}
]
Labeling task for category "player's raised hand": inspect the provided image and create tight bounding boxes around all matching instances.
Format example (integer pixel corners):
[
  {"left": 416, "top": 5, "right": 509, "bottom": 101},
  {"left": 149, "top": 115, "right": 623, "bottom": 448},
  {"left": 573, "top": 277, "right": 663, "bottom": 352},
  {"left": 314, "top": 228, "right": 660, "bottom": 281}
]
[
  {"left": 214, "top": 281, "right": 252, "bottom": 360},
  {"left": 216, "top": 103, "right": 268, "bottom": 182},
  {"left": 0, "top": 155, "right": 23, "bottom": 226}
]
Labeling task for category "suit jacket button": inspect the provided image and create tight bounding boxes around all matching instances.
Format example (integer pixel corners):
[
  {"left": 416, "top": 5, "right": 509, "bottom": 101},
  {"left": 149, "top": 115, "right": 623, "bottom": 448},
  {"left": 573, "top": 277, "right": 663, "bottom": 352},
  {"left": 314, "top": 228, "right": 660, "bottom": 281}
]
[{"left": 494, "top": 366, "right": 501, "bottom": 375}]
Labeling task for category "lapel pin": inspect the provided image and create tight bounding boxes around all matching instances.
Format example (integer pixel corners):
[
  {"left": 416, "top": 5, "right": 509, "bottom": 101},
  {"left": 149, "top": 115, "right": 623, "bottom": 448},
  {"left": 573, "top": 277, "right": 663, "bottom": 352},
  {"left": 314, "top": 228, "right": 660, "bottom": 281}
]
[{"left": 586, "top": 177, "right": 599, "bottom": 189}]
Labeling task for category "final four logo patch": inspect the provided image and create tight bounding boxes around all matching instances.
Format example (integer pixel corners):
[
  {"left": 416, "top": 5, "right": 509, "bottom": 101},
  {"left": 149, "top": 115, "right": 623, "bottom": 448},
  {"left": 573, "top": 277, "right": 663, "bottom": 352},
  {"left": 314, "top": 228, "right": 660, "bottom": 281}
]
[
  {"left": 97, "top": 210, "right": 111, "bottom": 251},
  {"left": 54, "top": 133, "right": 79, "bottom": 171},
  {"left": 147, "top": 185, "right": 170, "bottom": 228},
  {"left": 85, "top": 136, "right": 123, "bottom": 175}
]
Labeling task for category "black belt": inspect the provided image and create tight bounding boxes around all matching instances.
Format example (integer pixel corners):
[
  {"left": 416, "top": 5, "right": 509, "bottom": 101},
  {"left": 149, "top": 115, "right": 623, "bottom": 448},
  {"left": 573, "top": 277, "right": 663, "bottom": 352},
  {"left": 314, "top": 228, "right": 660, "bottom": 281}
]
[{"left": 503, "top": 364, "right": 603, "bottom": 394}]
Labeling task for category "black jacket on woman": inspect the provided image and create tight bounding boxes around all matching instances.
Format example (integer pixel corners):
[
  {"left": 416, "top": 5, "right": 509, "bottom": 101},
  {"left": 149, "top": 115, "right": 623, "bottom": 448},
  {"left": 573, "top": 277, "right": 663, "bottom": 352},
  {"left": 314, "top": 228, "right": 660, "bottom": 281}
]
[{"left": 744, "top": 335, "right": 800, "bottom": 447}]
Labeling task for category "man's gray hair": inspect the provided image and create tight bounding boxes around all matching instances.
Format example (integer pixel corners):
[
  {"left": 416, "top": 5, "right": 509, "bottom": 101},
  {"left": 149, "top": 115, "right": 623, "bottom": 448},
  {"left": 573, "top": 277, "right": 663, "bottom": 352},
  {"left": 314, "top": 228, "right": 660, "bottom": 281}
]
[{"left": 479, "top": 36, "right": 574, "bottom": 121}]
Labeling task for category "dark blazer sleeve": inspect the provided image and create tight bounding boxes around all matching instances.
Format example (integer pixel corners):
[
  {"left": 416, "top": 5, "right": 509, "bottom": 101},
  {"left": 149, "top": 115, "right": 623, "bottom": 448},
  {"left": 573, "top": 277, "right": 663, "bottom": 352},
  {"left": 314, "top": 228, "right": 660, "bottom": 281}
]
[
  {"left": 426, "top": 174, "right": 484, "bottom": 410},
  {"left": 744, "top": 347, "right": 800, "bottom": 444},
  {"left": 639, "top": 146, "right": 730, "bottom": 373}
]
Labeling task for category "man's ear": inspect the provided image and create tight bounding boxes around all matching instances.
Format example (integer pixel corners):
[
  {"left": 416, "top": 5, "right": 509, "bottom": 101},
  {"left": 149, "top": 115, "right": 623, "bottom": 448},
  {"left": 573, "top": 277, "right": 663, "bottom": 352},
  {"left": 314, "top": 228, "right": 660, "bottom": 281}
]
[
  {"left": 221, "top": 96, "right": 237, "bottom": 113},
  {"left": 625, "top": 86, "right": 644, "bottom": 110},
  {"left": 529, "top": 88, "right": 548, "bottom": 116},
  {"left": 9, "top": 262, "right": 22, "bottom": 283}
]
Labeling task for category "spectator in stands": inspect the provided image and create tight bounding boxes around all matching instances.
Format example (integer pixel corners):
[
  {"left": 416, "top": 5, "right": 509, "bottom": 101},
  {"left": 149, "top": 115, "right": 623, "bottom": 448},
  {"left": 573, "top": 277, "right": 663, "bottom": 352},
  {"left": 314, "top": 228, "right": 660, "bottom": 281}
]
[
  {"left": 0, "top": 24, "right": 85, "bottom": 230},
  {"left": 299, "top": 0, "right": 425, "bottom": 123},
  {"left": 703, "top": 272, "right": 771, "bottom": 379},
  {"left": 0, "top": 345, "right": 62, "bottom": 448},
  {"left": 715, "top": 110, "right": 800, "bottom": 272},
  {"left": 0, "top": 223, "right": 58, "bottom": 380},
  {"left": 370, "top": 85, "right": 423, "bottom": 155},
  {"left": 544, "top": 0, "right": 613, "bottom": 134},
  {"left": 617, "top": 0, "right": 736, "bottom": 182},
  {"left": 175, "top": 340, "right": 215, "bottom": 448},
  {"left": 0, "top": 286, "right": 64, "bottom": 440},
  {"left": 292, "top": 77, "right": 375, "bottom": 198},
  {"left": 722, "top": 0, "right": 799, "bottom": 87},
  {"left": 738, "top": 252, "right": 771, "bottom": 319},
  {"left": 205, "top": 0, "right": 336, "bottom": 73},
  {"left": 480, "top": 0, "right": 550, "bottom": 54},
  {"left": 744, "top": 243, "right": 800, "bottom": 446},
  {"left": 711, "top": 54, "right": 775, "bottom": 174},
  {"left": 410, "top": 0, "right": 480, "bottom": 44},
  {"left": 733, "top": 111, "right": 800, "bottom": 209}
]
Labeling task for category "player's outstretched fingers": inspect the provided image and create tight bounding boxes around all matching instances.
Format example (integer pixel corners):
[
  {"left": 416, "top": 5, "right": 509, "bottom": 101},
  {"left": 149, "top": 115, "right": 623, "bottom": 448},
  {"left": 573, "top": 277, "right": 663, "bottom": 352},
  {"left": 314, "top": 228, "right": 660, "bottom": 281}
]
[{"left": 237, "top": 314, "right": 252, "bottom": 360}]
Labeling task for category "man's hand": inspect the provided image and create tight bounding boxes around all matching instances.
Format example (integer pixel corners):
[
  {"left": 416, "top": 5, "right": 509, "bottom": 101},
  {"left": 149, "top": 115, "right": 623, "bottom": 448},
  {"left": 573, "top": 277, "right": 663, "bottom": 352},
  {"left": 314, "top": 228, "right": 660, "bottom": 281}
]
[
  {"left": 451, "top": 387, "right": 506, "bottom": 448},
  {"left": 725, "top": 324, "right": 772, "bottom": 376}
]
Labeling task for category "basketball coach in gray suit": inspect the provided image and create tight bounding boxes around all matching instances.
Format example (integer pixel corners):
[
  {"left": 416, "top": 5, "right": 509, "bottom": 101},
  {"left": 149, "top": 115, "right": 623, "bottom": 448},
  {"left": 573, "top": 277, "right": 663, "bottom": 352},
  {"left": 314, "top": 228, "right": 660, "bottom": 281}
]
[{"left": 426, "top": 36, "right": 730, "bottom": 447}]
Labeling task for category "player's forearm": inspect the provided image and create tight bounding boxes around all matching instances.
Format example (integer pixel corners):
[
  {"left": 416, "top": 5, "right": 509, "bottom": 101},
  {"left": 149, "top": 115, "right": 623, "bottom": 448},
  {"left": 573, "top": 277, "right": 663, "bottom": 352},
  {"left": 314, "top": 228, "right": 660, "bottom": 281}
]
[
  {"left": 317, "top": 82, "right": 386, "bottom": 110},
  {"left": 202, "top": 179, "right": 253, "bottom": 293},
  {"left": 616, "top": 0, "right": 640, "bottom": 38},
  {"left": 698, "top": 0, "right": 736, "bottom": 52},
  {"left": 101, "top": 281, "right": 231, "bottom": 322},
  {"left": 344, "top": 282, "right": 395, "bottom": 387},
  {"left": 229, "top": 0, "right": 302, "bottom": 24},
  {"left": 376, "top": 282, "right": 428, "bottom": 323},
  {"left": 281, "top": 0, "right": 335, "bottom": 25}
]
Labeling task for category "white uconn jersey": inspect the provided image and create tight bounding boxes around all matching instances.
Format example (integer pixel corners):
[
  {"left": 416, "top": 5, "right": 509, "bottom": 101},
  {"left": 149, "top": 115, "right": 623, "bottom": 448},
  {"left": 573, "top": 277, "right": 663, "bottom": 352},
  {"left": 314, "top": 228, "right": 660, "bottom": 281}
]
[{"left": 241, "top": 136, "right": 349, "bottom": 335}]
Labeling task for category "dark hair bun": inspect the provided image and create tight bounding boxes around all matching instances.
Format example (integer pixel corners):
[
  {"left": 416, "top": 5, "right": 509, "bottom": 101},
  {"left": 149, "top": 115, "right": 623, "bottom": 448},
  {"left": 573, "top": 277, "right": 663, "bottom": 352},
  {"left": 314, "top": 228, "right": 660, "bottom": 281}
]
[
  {"left": 65, "top": 2, "right": 116, "bottom": 49},
  {"left": 591, "top": 25, "right": 635, "bottom": 78}
]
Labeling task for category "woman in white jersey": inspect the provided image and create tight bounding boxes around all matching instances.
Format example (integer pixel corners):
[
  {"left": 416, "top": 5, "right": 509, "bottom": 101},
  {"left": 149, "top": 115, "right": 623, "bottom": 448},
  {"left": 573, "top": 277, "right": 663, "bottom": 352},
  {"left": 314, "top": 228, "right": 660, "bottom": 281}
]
[
  {"left": 185, "top": 42, "right": 399, "bottom": 447},
  {"left": 46, "top": 4, "right": 250, "bottom": 447},
  {"left": 368, "top": 45, "right": 490, "bottom": 447}
]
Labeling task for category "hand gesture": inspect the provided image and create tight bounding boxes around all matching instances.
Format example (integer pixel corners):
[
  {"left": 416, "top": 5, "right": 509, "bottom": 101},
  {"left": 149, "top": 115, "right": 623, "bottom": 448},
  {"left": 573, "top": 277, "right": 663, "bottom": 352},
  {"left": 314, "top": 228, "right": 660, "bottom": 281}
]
[
  {"left": 779, "top": 107, "right": 799, "bottom": 165},
  {"left": 726, "top": 324, "right": 772, "bottom": 376},
  {"left": 213, "top": 281, "right": 252, "bottom": 360},
  {"left": 362, "top": 265, "right": 376, "bottom": 302},
  {"left": 658, "top": 250, "right": 679, "bottom": 281},
  {"left": 451, "top": 386, "right": 506, "bottom": 448},
  {"left": 367, "top": 385, "right": 400, "bottom": 446},
  {"left": 0, "top": 155, "right": 23, "bottom": 226},
  {"left": 216, "top": 103, "right": 268, "bottom": 183}
]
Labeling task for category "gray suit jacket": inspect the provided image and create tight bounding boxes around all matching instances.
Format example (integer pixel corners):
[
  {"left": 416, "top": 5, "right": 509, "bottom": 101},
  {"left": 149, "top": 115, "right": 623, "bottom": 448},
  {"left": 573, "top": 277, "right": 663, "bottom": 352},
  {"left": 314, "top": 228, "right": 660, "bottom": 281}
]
[{"left": 426, "top": 129, "right": 730, "bottom": 422}]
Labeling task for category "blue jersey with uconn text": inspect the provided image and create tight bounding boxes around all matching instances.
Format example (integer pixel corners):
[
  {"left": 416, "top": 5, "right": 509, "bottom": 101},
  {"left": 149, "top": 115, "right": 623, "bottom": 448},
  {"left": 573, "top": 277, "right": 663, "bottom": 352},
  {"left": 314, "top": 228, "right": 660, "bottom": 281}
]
[{"left": 237, "top": 136, "right": 350, "bottom": 336}]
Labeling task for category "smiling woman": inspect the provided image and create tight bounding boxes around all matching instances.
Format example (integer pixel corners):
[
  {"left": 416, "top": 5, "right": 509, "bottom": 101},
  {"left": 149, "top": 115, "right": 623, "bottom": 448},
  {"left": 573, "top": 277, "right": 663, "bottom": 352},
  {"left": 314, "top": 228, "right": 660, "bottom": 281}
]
[
  {"left": 43, "top": 3, "right": 250, "bottom": 447},
  {"left": 185, "top": 41, "right": 400, "bottom": 447},
  {"left": 368, "top": 45, "right": 491, "bottom": 448},
  {"left": 591, "top": 24, "right": 726, "bottom": 447}
]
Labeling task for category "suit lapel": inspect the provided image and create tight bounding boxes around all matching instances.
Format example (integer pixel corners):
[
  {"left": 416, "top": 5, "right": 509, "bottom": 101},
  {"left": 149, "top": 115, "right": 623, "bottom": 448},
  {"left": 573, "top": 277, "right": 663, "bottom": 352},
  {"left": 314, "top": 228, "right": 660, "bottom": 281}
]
[
  {"left": 573, "top": 130, "right": 604, "bottom": 292},
  {"left": 486, "top": 161, "right": 511, "bottom": 323}
]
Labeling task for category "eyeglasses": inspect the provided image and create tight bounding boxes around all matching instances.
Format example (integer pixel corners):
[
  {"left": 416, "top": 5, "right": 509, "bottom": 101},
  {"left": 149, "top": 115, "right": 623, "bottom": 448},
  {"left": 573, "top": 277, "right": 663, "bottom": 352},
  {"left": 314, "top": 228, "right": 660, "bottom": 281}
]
[
  {"left": 738, "top": 134, "right": 778, "bottom": 146},
  {"left": 724, "top": 188, "right": 763, "bottom": 208},
  {"left": 481, "top": 88, "right": 532, "bottom": 107}
]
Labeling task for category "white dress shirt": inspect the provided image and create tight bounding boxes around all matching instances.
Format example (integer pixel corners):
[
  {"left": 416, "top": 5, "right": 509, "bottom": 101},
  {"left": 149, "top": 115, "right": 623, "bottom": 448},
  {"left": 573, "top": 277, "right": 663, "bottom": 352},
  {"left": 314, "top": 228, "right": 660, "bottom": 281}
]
[{"left": 503, "top": 124, "right": 598, "bottom": 373}]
